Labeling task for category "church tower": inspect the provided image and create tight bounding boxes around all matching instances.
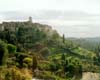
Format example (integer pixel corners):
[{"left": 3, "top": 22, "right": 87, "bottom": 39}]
[
  {"left": 63, "top": 34, "right": 65, "bottom": 43},
  {"left": 29, "top": 16, "right": 32, "bottom": 23}
]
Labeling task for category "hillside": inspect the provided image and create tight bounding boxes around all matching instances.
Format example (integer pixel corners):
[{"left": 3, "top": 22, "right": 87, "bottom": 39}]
[
  {"left": 67, "top": 38, "right": 100, "bottom": 52},
  {"left": 0, "top": 20, "right": 99, "bottom": 80},
  {"left": 49, "top": 46, "right": 98, "bottom": 72}
]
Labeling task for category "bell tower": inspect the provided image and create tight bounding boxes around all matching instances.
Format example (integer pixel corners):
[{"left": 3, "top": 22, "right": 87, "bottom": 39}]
[{"left": 29, "top": 16, "right": 32, "bottom": 23}]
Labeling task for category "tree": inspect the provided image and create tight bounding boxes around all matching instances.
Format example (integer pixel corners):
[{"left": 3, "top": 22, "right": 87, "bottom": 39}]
[
  {"left": 61, "top": 53, "right": 66, "bottom": 61},
  {"left": 32, "top": 55, "right": 38, "bottom": 71},
  {"left": 63, "top": 34, "right": 65, "bottom": 43},
  {"left": 0, "top": 40, "right": 8, "bottom": 65},
  {"left": 2, "top": 29, "right": 17, "bottom": 44}
]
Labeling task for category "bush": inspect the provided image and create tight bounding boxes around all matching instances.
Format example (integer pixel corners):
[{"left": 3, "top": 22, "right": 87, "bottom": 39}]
[
  {"left": 38, "top": 62, "right": 50, "bottom": 70},
  {"left": 14, "top": 52, "right": 29, "bottom": 67},
  {"left": 39, "top": 47, "right": 51, "bottom": 57},
  {"left": 7, "top": 44, "right": 16, "bottom": 54},
  {"left": 23, "top": 57, "right": 32, "bottom": 68},
  {"left": 0, "top": 67, "right": 32, "bottom": 80},
  {"left": 34, "top": 71, "right": 57, "bottom": 79},
  {"left": 49, "top": 62, "right": 59, "bottom": 72}
]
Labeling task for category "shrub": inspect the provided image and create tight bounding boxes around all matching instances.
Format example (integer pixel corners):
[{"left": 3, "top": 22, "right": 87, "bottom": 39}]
[
  {"left": 7, "top": 44, "right": 16, "bottom": 54},
  {"left": 49, "top": 62, "right": 59, "bottom": 72},
  {"left": 0, "top": 67, "right": 32, "bottom": 80},
  {"left": 23, "top": 57, "right": 32, "bottom": 68},
  {"left": 39, "top": 47, "right": 51, "bottom": 57},
  {"left": 34, "top": 71, "right": 57, "bottom": 79},
  {"left": 15, "top": 52, "right": 29, "bottom": 67}
]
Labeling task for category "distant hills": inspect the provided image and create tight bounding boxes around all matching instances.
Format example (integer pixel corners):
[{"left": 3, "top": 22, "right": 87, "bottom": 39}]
[{"left": 67, "top": 37, "right": 100, "bottom": 52}]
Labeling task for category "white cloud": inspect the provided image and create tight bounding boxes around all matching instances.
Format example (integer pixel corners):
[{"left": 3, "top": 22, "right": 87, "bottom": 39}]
[{"left": 0, "top": 0, "right": 100, "bottom": 14}]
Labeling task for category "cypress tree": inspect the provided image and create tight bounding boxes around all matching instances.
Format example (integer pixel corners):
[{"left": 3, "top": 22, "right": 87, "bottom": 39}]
[{"left": 63, "top": 34, "right": 65, "bottom": 43}]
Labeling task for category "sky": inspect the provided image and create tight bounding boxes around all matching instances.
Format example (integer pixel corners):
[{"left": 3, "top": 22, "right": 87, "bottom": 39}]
[{"left": 0, "top": 0, "right": 100, "bottom": 37}]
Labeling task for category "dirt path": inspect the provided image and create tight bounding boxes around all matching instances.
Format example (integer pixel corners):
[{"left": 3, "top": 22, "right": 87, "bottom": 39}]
[{"left": 81, "top": 72, "right": 100, "bottom": 80}]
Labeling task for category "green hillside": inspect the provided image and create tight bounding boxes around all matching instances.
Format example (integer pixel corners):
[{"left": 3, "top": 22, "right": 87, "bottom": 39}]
[
  {"left": 49, "top": 45, "right": 99, "bottom": 71},
  {"left": 68, "top": 38, "right": 100, "bottom": 53},
  {"left": 0, "top": 21, "right": 99, "bottom": 80}
]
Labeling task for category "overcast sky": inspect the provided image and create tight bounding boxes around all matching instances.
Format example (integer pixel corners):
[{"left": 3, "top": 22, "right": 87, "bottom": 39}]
[{"left": 0, "top": 0, "right": 100, "bottom": 38}]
